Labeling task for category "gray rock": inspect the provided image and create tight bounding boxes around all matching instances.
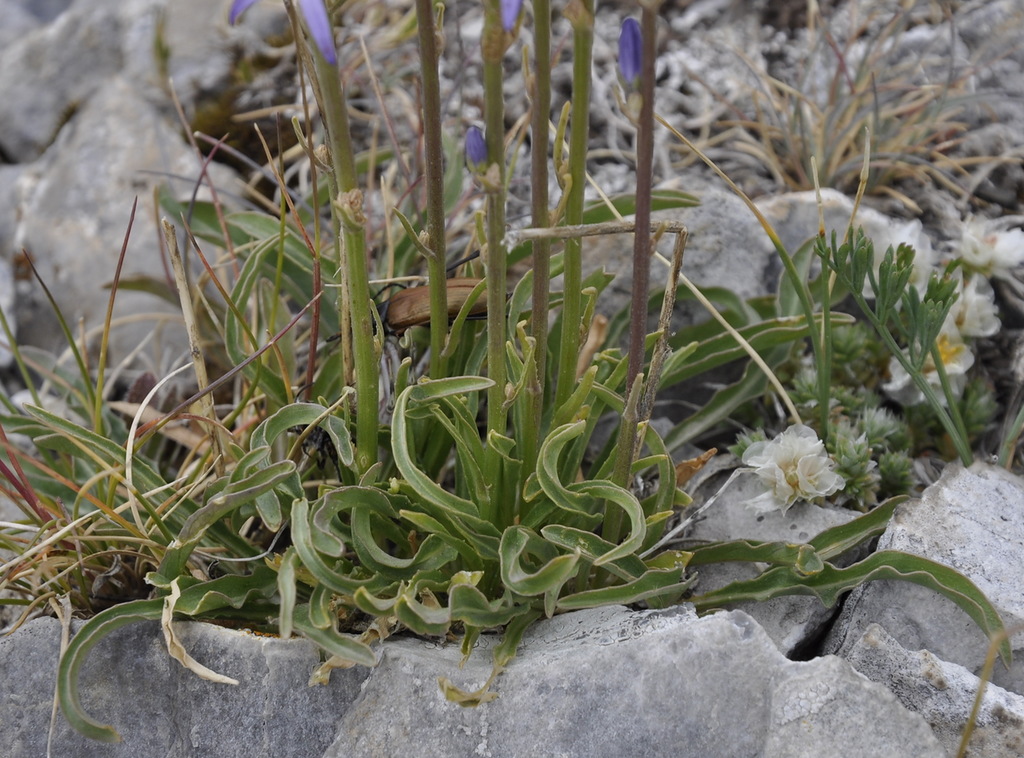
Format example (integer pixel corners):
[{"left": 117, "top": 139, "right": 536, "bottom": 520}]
[
  {"left": 756, "top": 188, "right": 945, "bottom": 285},
  {"left": 0, "top": 616, "right": 370, "bottom": 758},
  {"left": 0, "top": 607, "right": 945, "bottom": 757},
  {"left": 0, "top": 164, "right": 19, "bottom": 367},
  {"left": 0, "top": 1, "right": 124, "bottom": 162},
  {"left": 684, "top": 465, "right": 859, "bottom": 655},
  {"left": 121, "top": 0, "right": 238, "bottom": 110},
  {"left": 326, "top": 604, "right": 942, "bottom": 758},
  {"left": 825, "top": 462, "right": 1024, "bottom": 696},
  {"left": 13, "top": 74, "right": 233, "bottom": 368},
  {"left": 845, "top": 623, "right": 1024, "bottom": 758},
  {"left": 585, "top": 187, "right": 779, "bottom": 330},
  {"left": 0, "top": 3, "right": 46, "bottom": 51}
]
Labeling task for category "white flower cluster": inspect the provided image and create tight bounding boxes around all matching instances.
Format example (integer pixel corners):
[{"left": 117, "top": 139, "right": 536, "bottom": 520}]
[
  {"left": 883, "top": 215, "right": 1019, "bottom": 406},
  {"left": 958, "top": 216, "right": 1024, "bottom": 280},
  {"left": 741, "top": 425, "right": 845, "bottom": 514}
]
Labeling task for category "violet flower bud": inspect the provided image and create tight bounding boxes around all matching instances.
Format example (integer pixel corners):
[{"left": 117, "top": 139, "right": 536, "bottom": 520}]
[
  {"left": 501, "top": 0, "right": 523, "bottom": 33},
  {"left": 228, "top": 0, "right": 260, "bottom": 24},
  {"left": 465, "top": 126, "right": 487, "bottom": 169},
  {"left": 298, "top": 0, "right": 337, "bottom": 65},
  {"left": 619, "top": 17, "right": 642, "bottom": 87},
  {"left": 229, "top": 0, "right": 336, "bottom": 66}
]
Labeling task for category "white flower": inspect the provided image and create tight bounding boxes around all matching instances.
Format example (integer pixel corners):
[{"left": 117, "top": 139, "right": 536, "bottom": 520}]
[
  {"left": 944, "top": 273, "right": 1000, "bottom": 339},
  {"left": 957, "top": 216, "right": 1024, "bottom": 280},
  {"left": 882, "top": 327, "right": 974, "bottom": 406},
  {"left": 741, "top": 425, "right": 845, "bottom": 514}
]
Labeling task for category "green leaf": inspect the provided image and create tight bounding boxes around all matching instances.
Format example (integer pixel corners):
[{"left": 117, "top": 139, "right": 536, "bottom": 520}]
[
  {"left": 392, "top": 378, "right": 501, "bottom": 561},
  {"left": 348, "top": 487, "right": 459, "bottom": 577},
  {"left": 777, "top": 238, "right": 817, "bottom": 318},
  {"left": 663, "top": 358, "right": 773, "bottom": 453},
  {"left": 157, "top": 458, "right": 295, "bottom": 579},
  {"left": 659, "top": 312, "right": 855, "bottom": 388},
  {"left": 251, "top": 402, "right": 354, "bottom": 469},
  {"left": 307, "top": 583, "right": 335, "bottom": 630},
  {"left": 58, "top": 598, "right": 164, "bottom": 742},
  {"left": 394, "top": 591, "right": 451, "bottom": 637},
  {"left": 448, "top": 585, "right": 529, "bottom": 628},
  {"left": 572, "top": 480, "right": 647, "bottom": 566},
  {"left": 540, "top": 525, "right": 647, "bottom": 581},
  {"left": 291, "top": 604, "right": 377, "bottom": 667},
  {"left": 291, "top": 498, "right": 376, "bottom": 595},
  {"left": 277, "top": 547, "right": 299, "bottom": 639},
  {"left": 688, "top": 540, "right": 825, "bottom": 576},
  {"left": 557, "top": 566, "right": 693, "bottom": 610},
  {"left": 808, "top": 496, "right": 904, "bottom": 560},
  {"left": 169, "top": 565, "right": 279, "bottom": 616},
  {"left": 499, "top": 526, "right": 579, "bottom": 598},
  {"left": 530, "top": 421, "right": 602, "bottom": 525},
  {"left": 692, "top": 550, "right": 1012, "bottom": 667}
]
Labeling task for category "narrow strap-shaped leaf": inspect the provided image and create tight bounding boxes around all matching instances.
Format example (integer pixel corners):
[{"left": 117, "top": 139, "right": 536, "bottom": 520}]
[
  {"left": 540, "top": 525, "right": 647, "bottom": 580},
  {"left": 659, "top": 313, "right": 854, "bottom": 388},
  {"left": 291, "top": 498, "right": 377, "bottom": 595},
  {"left": 277, "top": 547, "right": 299, "bottom": 639},
  {"left": 58, "top": 598, "right": 164, "bottom": 743},
  {"left": 352, "top": 501, "right": 457, "bottom": 577},
  {"left": 808, "top": 496, "right": 904, "bottom": 559},
  {"left": 532, "top": 421, "right": 600, "bottom": 520},
  {"left": 499, "top": 526, "right": 579, "bottom": 597},
  {"left": 556, "top": 566, "right": 693, "bottom": 611},
  {"left": 157, "top": 458, "right": 295, "bottom": 579},
  {"left": 165, "top": 564, "right": 279, "bottom": 616},
  {"left": 634, "top": 424, "right": 686, "bottom": 528},
  {"left": 571, "top": 480, "right": 646, "bottom": 566},
  {"left": 688, "top": 539, "right": 825, "bottom": 576},
  {"left": 448, "top": 584, "right": 529, "bottom": 628},
  {"left": 692, "top": 549, "right": 1012, "bottom": 667},
  {"left": 392, "top": 377, "right": 494, "bottom": 520},
  {"left": 307, "top": 583, "right": 335, "bottom": 630},
  {"left": 394, "top": 591, "right": 452, "bottom": 637},
  {"left": 250, "top": 401, "right": 354, "bottom": 468},
  {"left": 291, "top": 604, "right": 377, "bottom": 668}
]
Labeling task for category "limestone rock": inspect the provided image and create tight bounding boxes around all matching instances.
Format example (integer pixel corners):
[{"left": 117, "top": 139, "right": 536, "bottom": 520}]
[
  {"left": 684, "top": 464, "right": 859, "bottom": 655},
  {"left": 846, "top": 623, "right": 1024, "bottom": 758},
  {"left": 326, "top": 605, "right": 942, "bottom": 758},
  {"left": 825, "top": 462, "right": 1024, "bottom": 696}
]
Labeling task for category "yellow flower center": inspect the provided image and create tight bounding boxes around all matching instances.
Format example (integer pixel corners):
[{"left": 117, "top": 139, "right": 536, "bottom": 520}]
[{"left": 936, "top": 333, "right": 964, "bottom": 366}]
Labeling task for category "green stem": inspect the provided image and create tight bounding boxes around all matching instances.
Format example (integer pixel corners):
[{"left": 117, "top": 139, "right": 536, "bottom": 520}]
[
  {"left": 481, "top": 3, "right": 510, "bottom": 523},
  {"left": 312, "top": 48, "right": 378, "bottom": 471},
  {"left": 555, "top": 0, "right": 594, "bottom": 408},
  {"left": 414, "top": 0, "right": 448, "bottom": 378},
  {"left": 609, "top": 2, "right": 660, "bottom": 550},
  {"left": 928, "top": 342, "right": 973, "bottom": 465},
  {"left": 997, "top": 396, "right": 1024, "bottom": 468},
  {"left": 818, "top": 252, "right": 834, "bottom": 440},
  {"left": 857, "top": 298, "right": 972, "bottom": 466},
  {"left": 522, "top": 0, "right": 552, "bottom": 484},
  {"left": 625, "top": 3, "right": 658, "bottom": 389}
]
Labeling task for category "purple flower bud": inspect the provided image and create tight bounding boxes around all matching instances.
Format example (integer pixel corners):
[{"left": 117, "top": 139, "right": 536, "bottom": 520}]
[
  {"left": 465, "top": 126, "right": 487, "bottom": 168},
  {"left": 229, "top": 0, "right": 336, "bottom": 66},
  {"left": 228, "top": 0, "right": 261, "bottom": 24},
  {"left": 619, "top": 18, "right": 642, "bottom": 87},
  {"left": 298, "top": 0, "right": 337, "bottom": 66},
  {"left": 501, "top": 0, "right": 523, "bottom": 33}
]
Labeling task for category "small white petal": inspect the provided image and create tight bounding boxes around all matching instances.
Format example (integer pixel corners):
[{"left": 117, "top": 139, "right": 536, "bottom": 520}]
[{"left": 742, "top": 424, "right": 844, "bottom": 513}]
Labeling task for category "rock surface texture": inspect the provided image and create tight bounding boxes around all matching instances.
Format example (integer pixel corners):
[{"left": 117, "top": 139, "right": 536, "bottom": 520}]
[
  {"left": 0, "top": 607, "right": 945, "bottom": 758},
  {"left": 826, "top": 463, "right": 1024, "bottom": 695},
  {"left": 1, "top": 0, "right": 1024, "bottom": 756}
]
